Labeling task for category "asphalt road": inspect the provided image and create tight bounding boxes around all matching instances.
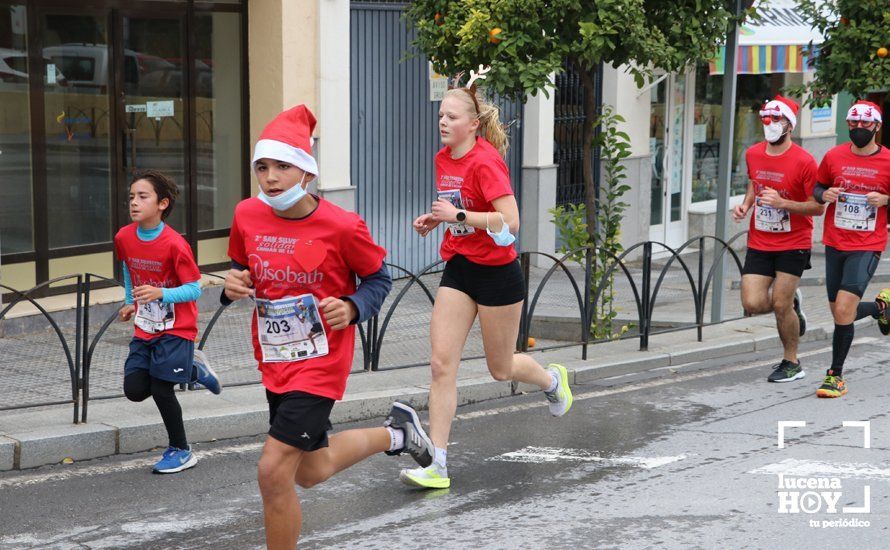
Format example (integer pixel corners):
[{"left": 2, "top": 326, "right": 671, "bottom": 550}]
[{"left": 3, "top": 335, "right": 890, "bottom": 549}]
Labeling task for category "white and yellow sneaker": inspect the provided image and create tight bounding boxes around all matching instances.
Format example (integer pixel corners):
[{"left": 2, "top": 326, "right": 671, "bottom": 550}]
[
  {"left": 399, "top": 463, "right": 450, "bottom": 489},
  {"left": 544, "top": 363, "right": 573, "bottom": 416}
]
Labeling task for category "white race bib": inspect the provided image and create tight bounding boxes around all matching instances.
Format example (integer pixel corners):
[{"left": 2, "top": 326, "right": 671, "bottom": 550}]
[
  {"left": 437, "top": 189, "right": 475, "bottom": 237},
  {"left": 135, "top": 300, "right": 175, "bottom": 334},
  {"left": 255, "top": 294, "right": 329, "bottom": 363},
  {"left": 834, "top": 192, "right": 876, "bottom": 232},
  {"left": 754, "top": 203, "right": 790, "bottom": 233}
]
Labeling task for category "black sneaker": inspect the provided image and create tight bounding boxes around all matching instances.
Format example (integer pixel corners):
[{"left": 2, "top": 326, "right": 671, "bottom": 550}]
[
  {"left": 793, "top": 289, "right": 807, "bottom": 337},
  {"left": 383, "top": 402, "right": 434, "bottom": 467},
  {"left": 767, "top": 359, "right": 805, "bottom": 383}
]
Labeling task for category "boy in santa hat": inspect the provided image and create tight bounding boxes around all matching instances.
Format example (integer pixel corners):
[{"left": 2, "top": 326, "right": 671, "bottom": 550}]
[
  {"left": 222, "top": 105, "right": 434, "bottom": 547},
  {"left": 732, "top": 95, "right": 823, "bottom": 384},
  {"left": 812, "top": 100, "right": 890, "bottom": 398}
]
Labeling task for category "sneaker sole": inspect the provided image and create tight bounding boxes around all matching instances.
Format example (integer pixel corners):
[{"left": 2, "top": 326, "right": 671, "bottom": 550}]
[
  {"left": 816, "top": 388, "right": 847, "bottom": 398},
  {"left": 399, "top": 470, "right": 450, "bottom": 489},
  {"left": 153, "top": 454, "right": 198, "bottom": 474},
  {"left": 548, "top": 364, "right": 573, "bottom": 417},
  {"left": 194, "top": 350, "right": 222, "bottom": 395},
  {"left": 768, "top": 371, "right": 806, "bottom": 383},
  {"left": 392, "top": 402, "right": 434, "bottom": 467}
]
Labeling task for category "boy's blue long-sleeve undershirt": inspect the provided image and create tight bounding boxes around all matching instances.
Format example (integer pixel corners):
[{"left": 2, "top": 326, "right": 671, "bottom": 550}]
[{"left": 122, "top": 222, "right": 202, "bottom": 305}]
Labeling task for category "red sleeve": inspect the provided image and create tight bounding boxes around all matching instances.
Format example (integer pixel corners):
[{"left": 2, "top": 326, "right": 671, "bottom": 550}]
[
  {"left": 801, "top": 157, "right": 818, "bottom": 196},
  {"left": 174, "top": 240, "right": 201, "bottom": 284},
  {"left": 227, "top": 209, "right": 248, "bottom": 266},
  {"left": 477, "top": 157, "right": 513, "bottom": 203},
  {"left": 343, "top": 216, "right": 386, "bottom": 278},
  {"left": 816, "top": 151, "right": 833, "bottom": 186}
]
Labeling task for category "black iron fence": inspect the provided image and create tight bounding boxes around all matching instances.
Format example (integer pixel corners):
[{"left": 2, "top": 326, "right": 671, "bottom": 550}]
[{"left": 0, "top": 233, "right": 746, "bottom": 424}]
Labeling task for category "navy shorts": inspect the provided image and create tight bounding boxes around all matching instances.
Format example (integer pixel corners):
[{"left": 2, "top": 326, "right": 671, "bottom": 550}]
[{"left": 124, "top": 334, "right": 195, "bottom": 384}]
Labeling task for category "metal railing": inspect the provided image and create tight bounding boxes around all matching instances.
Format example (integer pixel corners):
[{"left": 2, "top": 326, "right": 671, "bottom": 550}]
[{"left": 0, "top": 232, "right": 746, "bottom": 423}]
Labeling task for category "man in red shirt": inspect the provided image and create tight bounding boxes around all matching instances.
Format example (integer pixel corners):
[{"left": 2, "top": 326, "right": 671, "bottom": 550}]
[
  {"left": 733, "top": 96, "right": 822, "bottom": 383},
  {"left": 812, "top": 100, "right": 890, "bottom": 398}
]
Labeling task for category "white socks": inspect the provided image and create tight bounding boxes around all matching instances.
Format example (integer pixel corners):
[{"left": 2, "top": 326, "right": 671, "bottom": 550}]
[
  {"left": 434, "top": 447, "right": 447, "bottom": 468},
  {"left": 386, "top": 426, "right": 404, "bottom": 452},
  {"left": 545, "top": 370, "right": 559, "bottom": 393}
]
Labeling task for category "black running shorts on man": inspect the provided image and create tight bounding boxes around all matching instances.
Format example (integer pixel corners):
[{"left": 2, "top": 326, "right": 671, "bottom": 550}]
[
  {"left": 742, "top": 248, "right": 811, "bottom": 278},
  {"left": 266, "top": 390, "right": 335, "bottom": 451},
  {"left": 439, "top": 254, "right": 525, "bottom": 306},
  {"left": 825, "top": 245, "right": 881, "bottom": 301}
]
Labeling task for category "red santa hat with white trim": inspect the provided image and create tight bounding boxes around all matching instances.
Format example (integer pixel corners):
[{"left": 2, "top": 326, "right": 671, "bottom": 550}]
[
  {"left": 846, "top": 100, "right": 882, "bottom": 123},
  {"left": 759, "top": 95, "right": 799, "bottom": 129},
  {"left": 252, "top": 105, "right": 318, "bottom": 175}
]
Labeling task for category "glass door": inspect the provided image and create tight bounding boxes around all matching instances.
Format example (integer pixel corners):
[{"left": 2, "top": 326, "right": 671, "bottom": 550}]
[
  {"left": 116, "top": 12, "right": 188, "bottom": 234},
  {"left": 649, "top": 73, "right": 690, "bottom": 248}
]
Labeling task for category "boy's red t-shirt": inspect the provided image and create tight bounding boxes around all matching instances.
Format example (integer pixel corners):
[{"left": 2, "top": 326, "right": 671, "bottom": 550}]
[
  {"left": 114, "top": 223, "right": 201, "bottom": 341},
  {"left": 435, "top": 137, "right": 517, "bottom": 266},
  {"left": 744, "top": 141, "right": 818, "bottom": 251},
  {"left": 227, "top": 197, "right": 386, "bottom": 401},
  {"left": 819, "top": 145, "right": 890, "bottom": 252}
]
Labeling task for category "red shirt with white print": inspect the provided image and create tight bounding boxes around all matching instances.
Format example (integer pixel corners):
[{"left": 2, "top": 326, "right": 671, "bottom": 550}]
[
  {"left": 227, "top": 196, "right": 386, "bottom": 400},
  {"left": 744, "top": 141, "right": 818, "bottom": 251},
  {"left": 114, "top": 223, "right": 201, "bottom": 341},
  {"left": 819, "top": 144, "right": 890, "bottom": 252},
  {"left": 435, "top": 137, "right": 517, "bottom": 266}
]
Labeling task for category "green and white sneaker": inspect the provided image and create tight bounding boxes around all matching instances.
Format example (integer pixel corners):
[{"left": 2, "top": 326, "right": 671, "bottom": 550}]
[
  {"left": 399, "top": 463, "right": 450, "bottom": 489},
  {"left": 876, "top": 289, "right": 890, "bottom": 336},
  {"left": 544, "top": 364, "right": 573, "bottom": 417}
]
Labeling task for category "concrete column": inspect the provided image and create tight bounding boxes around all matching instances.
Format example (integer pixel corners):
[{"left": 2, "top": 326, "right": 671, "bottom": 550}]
[
  {"left": 315, "top": 0, "right": 355, "bottom": 210},
  {"left": 520, "top": 88, "right": 557, "bottom": 267}
]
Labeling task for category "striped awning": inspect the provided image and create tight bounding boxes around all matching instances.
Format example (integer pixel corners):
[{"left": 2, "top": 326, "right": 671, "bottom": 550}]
[{"left": 709, "top": 44, "right": 818, "bottom": 75}]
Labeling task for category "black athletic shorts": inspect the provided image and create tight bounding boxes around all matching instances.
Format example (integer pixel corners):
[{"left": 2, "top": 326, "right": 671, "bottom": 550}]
[
  {"left": 742, "top": 248, "right": 812, "bottom": 278},
  {"left": 266, "top": 389, "right": 335, "bottom": 451},
  {"left": 439, "top": 254, "right": 526, "bottom": 306},
  {"left": 825, "top": 245, "right": 881, "bottom": 302}
]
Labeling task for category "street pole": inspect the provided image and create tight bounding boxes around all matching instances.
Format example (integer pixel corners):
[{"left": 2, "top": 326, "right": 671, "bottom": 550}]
[{"left": 711, "top": 0, "right": 743, "bottom": 323}]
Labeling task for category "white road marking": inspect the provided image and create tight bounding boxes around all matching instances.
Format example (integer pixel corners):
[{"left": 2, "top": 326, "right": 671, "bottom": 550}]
[
  {"left": 0, "top": 441, "right": 264, "bottom": 489},
  {"left": 750, "top": 458, "right": 890, "bottom": 481},
  {"left": 488, "top": 446, "right": 686, "bottom": 469}
]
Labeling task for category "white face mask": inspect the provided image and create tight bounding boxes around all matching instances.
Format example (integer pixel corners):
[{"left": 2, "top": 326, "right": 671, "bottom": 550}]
[
  {"left": 258, "top": 173, "right": 307, "bottom": 210},
  {"left": 486, "top": 212, "right": 516, "bottom": 247},
  {"left": 763, "top": 121, "right": 787, "bottom": 144}
]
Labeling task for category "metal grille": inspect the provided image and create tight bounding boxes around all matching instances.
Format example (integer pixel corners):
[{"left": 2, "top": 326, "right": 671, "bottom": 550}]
[{"left": 350, "top": 2, "right": 523, "bottom": 274}]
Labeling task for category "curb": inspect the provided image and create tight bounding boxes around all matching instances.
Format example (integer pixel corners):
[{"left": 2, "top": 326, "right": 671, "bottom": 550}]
[{"left": 0, "top": 317, "right": 872, "bottom": 471}]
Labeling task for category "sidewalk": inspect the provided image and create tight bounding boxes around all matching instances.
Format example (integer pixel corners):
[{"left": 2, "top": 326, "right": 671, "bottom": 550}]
[{"left": 2, "top": 248, "right": 888, "bottom": 470}]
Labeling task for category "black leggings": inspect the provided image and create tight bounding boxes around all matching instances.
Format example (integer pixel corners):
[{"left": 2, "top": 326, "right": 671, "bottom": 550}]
[{"left": 124, "top": 371, "right": 188, "bottom": 450}]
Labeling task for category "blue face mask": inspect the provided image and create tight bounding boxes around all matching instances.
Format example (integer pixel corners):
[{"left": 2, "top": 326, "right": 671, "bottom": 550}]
[
  {"left": 486, "top": 212, "right": 516, "bottom": 247},
  {"left": 258, "top": 173, "right": 308, "bottom": 210}
]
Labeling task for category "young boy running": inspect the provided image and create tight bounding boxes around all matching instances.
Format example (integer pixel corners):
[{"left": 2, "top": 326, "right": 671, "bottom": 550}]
[
  {"left": 223, "top": 105, "right": 434, "bottom": 548},
  {"left": 116, "top": 170, "right": 221, "bottom": 473}
]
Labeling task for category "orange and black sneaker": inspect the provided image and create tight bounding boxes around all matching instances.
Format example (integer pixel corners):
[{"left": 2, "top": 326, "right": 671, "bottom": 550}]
[{"left": 816, "top": 370, "right": 847, "bottom": 398}]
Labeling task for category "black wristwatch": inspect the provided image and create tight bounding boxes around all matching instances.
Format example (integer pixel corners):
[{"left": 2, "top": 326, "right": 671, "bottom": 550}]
[{"left": 455, "top": 210, "right": 467, "bottom": 222}]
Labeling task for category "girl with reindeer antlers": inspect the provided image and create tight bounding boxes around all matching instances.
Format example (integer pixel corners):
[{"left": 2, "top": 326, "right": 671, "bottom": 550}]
[{"left": 404, "top": 66, "right": 574, "bottom": 489}]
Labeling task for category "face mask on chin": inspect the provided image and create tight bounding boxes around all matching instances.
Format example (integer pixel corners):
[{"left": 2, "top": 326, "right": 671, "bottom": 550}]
[
  {"left": 849, "top": 127, "right": 877, "bottom": 149},
  {"left": 258, "top": 173, "right": 308, "bottom": 210},
  {"left": 763, "top": 122, "right": 788, "bottom": 144}
]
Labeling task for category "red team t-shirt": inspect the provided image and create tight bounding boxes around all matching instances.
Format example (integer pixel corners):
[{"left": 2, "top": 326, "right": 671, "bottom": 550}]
[
  {"left": 744, "top": 141, "right": 818, "bottom": 251},
  {"left": 227, "top": 197, "right": 386, "bottom": 400},
  {"left": 819, "top": 145, "right": 890, "bottom": 252},
  {"left": 114, "top": 223, "right": 201, "bottom": 341},
  {"left": 436, "top": 137, "right": 517, "bottom": 266}
]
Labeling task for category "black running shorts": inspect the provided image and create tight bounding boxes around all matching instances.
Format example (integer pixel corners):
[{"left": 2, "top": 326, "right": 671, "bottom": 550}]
[
  {"left": 439, "top": 254, "right": 526, "bottom": 306},
  {"left": 742, "top": 248, "right": 811, "bottom": 278},
  {"left": 825, "top": 245, "right": 881, "bottom": 302},
  {"left": 266, "top": 390, "right": 335, "bottom": 451}
]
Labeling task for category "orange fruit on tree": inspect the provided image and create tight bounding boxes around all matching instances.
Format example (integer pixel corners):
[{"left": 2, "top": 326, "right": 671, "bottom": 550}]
[
  {"left": 435, "top": 12, "right": 443, "bottom": 26},
  {"left": 878, "top": 47, "right": 889, "bottom": 58},
  {"left": 527, "top": 336, "right": 536, "bottom": 348},
  {"left": 489, "top": 28, "right": 503, "bottom": 44}
]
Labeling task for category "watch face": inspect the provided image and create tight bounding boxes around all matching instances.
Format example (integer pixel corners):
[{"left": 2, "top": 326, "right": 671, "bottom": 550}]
[{"left": 457, "top": 211, "right": 466, "bottom": 222}]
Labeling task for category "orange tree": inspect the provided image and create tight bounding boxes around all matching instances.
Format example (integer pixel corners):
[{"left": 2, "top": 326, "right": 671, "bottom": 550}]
[
  {"left": 405, "top": 0, "right": 743, "bottom": 242},
  {"left": 789, "top": 0, "right": 890, "bottom": 105}
]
